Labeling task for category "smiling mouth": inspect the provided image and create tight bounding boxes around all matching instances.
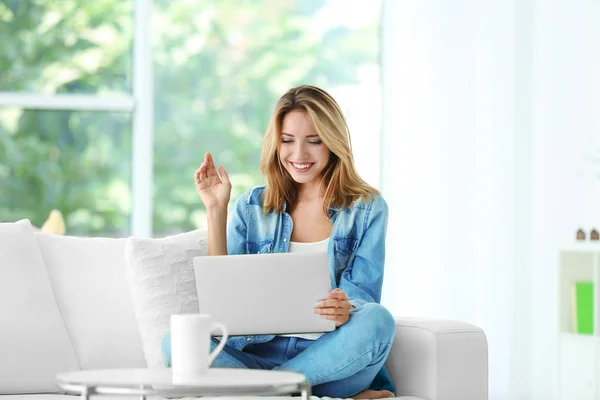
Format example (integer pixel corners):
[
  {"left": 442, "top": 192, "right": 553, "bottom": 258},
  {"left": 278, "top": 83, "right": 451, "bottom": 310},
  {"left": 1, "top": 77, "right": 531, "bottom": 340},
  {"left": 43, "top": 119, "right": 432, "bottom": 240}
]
[{"left": 290, "top": 162, "right": 315, "bottom": 173}]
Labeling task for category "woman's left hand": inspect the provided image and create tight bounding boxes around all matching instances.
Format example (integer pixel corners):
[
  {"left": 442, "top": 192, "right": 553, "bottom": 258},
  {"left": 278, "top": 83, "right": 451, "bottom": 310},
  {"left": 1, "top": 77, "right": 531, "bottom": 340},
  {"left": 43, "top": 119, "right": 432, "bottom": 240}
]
[{"left": 314, "top": 288, "right": 353, "bottom": 327}]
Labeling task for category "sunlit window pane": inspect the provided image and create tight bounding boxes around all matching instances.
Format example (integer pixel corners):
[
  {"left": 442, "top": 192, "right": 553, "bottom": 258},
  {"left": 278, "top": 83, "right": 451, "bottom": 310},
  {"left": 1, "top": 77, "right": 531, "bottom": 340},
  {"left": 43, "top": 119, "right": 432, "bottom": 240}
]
[
  {"left": 152, "top": 0, "right": 382, "bottom": 235},
  {"left": 0, "top": 1, "right": 133, "bottom": 94},
  {"left": 0, "top": 108, "right": 132, "bottom": 236}
]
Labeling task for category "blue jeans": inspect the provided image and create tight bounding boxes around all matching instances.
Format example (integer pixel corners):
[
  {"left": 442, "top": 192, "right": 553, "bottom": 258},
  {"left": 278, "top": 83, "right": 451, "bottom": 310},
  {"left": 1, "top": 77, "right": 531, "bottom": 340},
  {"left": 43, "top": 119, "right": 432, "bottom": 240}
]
[{"left": 161, "top": 303, "right": 396, "bottom": 398}]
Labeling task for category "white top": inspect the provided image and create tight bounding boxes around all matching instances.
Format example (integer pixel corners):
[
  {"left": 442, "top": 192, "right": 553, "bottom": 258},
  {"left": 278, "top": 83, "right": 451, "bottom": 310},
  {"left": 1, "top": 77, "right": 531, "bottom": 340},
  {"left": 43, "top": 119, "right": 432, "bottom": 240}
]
[
  {"left": 287, "top": 237, "right": 330, "bottom": 254},
  {"left": 280, "top": 237, "right": 330, "bottom": 340}
]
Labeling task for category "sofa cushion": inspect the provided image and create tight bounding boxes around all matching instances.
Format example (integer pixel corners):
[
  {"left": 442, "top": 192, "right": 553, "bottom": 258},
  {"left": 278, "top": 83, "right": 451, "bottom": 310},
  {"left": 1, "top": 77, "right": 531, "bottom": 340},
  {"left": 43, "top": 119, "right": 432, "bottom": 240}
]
[
  {"left": 125, "top": 229, "right": 208, "bottom": 368},
  {"left": 387, "top": 318, "right": 488, "bottom": 400},
  {"left": 34, "top": 233, "right": 146, "bottom": 370},
  {"left": 0, "top": 220, "right": 79, "bottom": 394}
]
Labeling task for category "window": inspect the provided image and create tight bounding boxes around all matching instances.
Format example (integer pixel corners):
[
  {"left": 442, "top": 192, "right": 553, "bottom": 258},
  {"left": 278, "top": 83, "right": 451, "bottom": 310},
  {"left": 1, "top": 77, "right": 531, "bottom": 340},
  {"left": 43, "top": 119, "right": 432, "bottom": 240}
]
[
  {"left": 152, "top": 0, "right": 382, "bottom": 235},
  {"left": 0, "top": 1, "right": 133, "bottom": 94},
  {"left": 0, "top": 108, "right": 132, "bottom": 236},
  {"left": 1, "top": 0, "right": 382, "bottom": 236}
]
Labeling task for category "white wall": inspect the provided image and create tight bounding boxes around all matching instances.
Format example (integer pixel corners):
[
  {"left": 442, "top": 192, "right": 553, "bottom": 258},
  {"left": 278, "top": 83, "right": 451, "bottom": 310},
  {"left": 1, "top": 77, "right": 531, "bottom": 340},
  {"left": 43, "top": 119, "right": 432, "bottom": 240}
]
[
  {"left": 381, "top": 1, "right": 530, "bottom": 397},
  {"left": 381, "top": 0, "right": 600, "bottom": 398},
  {"left": 531, "top": 0, "right": 600, "bottom": 398},
  {"left": 379, "top": 0, "right": 600, "bottom": 398}
]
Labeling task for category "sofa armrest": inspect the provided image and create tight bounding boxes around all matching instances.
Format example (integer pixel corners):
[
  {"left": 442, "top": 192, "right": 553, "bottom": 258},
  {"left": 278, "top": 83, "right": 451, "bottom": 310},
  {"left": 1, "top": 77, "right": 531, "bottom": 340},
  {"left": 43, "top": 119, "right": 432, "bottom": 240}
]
[{"left": 385, "top": 317, "right": 488, "bottom": 400}]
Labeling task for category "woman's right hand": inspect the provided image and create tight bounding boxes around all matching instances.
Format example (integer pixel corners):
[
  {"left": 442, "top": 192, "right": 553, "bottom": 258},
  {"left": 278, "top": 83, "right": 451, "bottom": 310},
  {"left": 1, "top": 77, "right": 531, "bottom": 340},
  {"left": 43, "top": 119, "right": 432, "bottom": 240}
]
[{"left": 194, "top": 152, "right": 231, "bottom": 210}]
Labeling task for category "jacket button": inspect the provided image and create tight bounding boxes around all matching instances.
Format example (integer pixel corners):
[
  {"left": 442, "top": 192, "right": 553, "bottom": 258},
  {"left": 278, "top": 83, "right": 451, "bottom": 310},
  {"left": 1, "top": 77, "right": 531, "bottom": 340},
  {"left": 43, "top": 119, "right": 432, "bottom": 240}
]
[
  {"left": 283, "top": 238, "right": 287, "bottom": 242},
  {"left": 246, "top": 337, "right": 252, "bottom": 342}
]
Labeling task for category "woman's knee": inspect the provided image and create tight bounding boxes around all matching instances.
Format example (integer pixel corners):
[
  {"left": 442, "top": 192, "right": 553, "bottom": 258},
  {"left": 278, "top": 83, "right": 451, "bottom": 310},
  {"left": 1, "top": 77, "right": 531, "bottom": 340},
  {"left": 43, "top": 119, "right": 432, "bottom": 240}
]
[{"left": 354, "top": 303, "right": 396, "bottom": 343}]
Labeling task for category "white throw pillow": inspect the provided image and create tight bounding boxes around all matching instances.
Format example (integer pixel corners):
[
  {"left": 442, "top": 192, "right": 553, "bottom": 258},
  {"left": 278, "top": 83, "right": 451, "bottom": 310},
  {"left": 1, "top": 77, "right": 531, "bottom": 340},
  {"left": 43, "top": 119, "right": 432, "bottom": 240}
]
[
  {"left": 35, "top": 233, "right": 146, "bottom": 369},
  {"left": 125, "top": 229, "right": 208, "bottom": 367},
  {"left": 0, "top": 219, "right": 79, "bottom": 394}
]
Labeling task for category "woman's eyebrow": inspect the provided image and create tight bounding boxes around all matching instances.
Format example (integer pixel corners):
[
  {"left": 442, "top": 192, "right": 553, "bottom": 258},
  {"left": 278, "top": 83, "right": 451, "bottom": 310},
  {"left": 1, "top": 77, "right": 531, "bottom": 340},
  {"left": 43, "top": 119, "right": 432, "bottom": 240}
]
[{"left": 281, "top": 132, "right": 319, "bottom": 138}]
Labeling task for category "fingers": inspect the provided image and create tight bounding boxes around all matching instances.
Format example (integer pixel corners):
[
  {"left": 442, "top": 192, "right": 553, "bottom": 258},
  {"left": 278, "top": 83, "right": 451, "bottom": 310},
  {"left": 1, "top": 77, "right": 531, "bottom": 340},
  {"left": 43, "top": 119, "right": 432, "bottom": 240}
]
[
  {"left": 204, "top": 153, "right": 217, "bottom": 178},
  {"left": 219, "top": 165, "right": 230, "bottom": 185},
  {"left": 315, "top": 305, "right": 351, "bottom": 328},
  {"left": 195, "top": 163, "right": 208, "bottom": 181},
  {"left": 316, "top": 299, "right": 350, "bottom": 309},
  {"left": 315, "top": 306, "right": 351, "bottom": 316},
  {"left": 195, "top": 152, "right": 224, "bottom": 184},
  {"left": 314, "top": 292, "right": 352, "bottom": 327},
  {"left": 315, "top": 289, "right": 351, "bottom": 327},
  {"left": 194, "top": 165, "right": 206, "bottom": 183},
  {"left": 327, "top": 289, "right": 349, "bottom": 301},
  {"left": 195, "top": 154, "right": 208, "bottom": 183},
  {"left": 316, "top": 289, "right": 349, "bottom": 307},
  {"left": 205, "top": 152, "right": 214, "bottom": 171}
]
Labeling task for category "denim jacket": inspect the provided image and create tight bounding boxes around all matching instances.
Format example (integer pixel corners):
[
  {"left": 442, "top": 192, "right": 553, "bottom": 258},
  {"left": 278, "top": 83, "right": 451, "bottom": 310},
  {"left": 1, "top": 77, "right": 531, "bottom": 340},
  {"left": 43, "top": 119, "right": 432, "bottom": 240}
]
[{"left": 224, "top": 185, "right": 389, "bottom": 352}]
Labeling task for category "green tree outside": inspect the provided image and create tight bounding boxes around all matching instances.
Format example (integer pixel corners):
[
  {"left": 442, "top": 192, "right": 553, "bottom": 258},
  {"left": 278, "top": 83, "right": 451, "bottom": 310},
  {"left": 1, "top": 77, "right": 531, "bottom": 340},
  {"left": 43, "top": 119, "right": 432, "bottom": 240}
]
[{"left": 0, "top": 0, "right": 381, "bottom": 236}]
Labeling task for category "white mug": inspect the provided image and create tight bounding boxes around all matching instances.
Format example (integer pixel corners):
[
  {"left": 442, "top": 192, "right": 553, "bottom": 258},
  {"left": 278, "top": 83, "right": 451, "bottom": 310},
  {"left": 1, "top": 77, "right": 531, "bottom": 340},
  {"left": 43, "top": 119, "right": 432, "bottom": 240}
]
[{"left": 171, "top": 313, "right": 228, "bottom": 382}]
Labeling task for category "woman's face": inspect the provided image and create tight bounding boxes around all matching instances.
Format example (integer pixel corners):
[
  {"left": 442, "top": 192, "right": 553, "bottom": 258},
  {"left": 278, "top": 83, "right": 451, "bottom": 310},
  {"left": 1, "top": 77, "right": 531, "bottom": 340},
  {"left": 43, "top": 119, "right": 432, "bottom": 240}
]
[{"left": 278, "top": 109, "right": 331, "bottom": 186}]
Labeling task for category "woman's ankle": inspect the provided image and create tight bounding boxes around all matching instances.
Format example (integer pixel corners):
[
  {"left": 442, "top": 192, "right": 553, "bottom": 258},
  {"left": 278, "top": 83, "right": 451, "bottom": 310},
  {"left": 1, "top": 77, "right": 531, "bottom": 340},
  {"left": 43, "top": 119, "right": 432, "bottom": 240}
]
[{"left": 351, "top": 389, "right": 395, "bottom": 399}]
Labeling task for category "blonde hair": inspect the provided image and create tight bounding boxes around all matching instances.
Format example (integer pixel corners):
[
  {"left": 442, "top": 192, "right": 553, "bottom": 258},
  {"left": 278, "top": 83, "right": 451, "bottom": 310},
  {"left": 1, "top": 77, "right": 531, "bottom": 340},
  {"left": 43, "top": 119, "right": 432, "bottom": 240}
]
[{"left": 259, "top": 85, "right": 379, "bottom": 214}]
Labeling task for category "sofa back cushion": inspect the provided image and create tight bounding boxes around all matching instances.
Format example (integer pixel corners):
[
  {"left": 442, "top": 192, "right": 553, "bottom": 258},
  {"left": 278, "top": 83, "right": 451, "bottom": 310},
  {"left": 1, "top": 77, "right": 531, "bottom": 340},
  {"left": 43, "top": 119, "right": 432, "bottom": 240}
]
[
  {"left": 0, "top": 220, "right": 80, "bottom": 394},
  {"left": 34, "top": 233, "right": 146, "bottom": 370}
]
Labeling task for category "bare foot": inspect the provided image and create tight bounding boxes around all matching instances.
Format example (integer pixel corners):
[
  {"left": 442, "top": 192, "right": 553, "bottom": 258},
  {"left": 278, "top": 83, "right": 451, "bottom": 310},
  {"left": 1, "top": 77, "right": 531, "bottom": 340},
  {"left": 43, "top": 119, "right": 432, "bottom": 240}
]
[{"left": 352, "top": 389, "right": 395, "bottom": 399}]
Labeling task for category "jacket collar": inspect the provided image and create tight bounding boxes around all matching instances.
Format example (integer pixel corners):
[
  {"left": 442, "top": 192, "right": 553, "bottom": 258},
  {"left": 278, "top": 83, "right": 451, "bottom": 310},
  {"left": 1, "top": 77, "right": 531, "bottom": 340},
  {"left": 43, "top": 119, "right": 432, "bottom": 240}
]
[{"left": 281, "top": 200, "right": 341, "bottom": 221}]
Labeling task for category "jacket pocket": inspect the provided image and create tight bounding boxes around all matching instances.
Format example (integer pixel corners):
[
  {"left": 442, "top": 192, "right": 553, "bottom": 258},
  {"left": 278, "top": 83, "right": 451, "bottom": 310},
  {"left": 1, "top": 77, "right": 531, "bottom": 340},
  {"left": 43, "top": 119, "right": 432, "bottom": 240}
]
[
  {"left": 246, "top": 240, "right": 274, "bottom": 254},
  {"left": 333, "top": 236, "right": 359, "bottom": 271}
]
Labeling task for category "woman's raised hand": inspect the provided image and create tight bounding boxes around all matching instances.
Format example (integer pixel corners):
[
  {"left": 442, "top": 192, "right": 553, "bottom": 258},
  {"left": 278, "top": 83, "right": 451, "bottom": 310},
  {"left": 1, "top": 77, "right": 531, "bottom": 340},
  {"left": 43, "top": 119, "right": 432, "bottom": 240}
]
[{"left": 194, "top": 152, "right": 231, "bottom": 210}]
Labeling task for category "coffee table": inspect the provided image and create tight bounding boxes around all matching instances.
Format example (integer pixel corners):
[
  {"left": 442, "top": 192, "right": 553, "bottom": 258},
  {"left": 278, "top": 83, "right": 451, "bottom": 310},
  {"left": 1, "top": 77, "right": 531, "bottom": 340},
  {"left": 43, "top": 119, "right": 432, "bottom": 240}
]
[{"left": 57, "top": 368, "right": 311, "bottom": 399}]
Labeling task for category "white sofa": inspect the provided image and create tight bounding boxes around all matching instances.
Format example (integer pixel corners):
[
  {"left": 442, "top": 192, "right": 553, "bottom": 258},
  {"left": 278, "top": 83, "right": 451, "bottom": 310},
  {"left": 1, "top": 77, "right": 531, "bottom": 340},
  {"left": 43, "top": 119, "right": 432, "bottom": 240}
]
[{"left": 0, "top": 220, "right": 488, "bottom": 400}]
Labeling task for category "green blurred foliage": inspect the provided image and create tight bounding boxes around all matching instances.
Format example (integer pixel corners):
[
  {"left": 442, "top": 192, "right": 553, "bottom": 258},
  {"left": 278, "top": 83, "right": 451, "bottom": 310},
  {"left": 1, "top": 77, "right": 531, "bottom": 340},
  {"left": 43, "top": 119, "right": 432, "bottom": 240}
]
[
  {"left": 0, "top": 0, "right": 133, "bottom": 93},
  {"left": 0, "top": 0, "right": 133, "bottom": 235},
  {"left": 0, "top": 0, "right": 380, "bottom": 236}
]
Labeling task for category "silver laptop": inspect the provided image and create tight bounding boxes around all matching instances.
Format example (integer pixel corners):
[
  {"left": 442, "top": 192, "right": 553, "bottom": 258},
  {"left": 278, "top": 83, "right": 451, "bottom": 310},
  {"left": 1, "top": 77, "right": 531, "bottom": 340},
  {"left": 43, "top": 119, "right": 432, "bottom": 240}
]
[{"left": 193, "top": 252, "right": 336, "bottom": 335}]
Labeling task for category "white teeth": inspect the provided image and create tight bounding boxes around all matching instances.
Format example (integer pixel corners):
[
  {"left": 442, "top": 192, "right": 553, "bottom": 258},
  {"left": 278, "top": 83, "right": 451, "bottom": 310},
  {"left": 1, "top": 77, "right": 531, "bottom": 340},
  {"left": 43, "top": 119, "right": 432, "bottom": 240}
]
[{"left": 292, "top": 163, "right": 311, "bottom": 170}]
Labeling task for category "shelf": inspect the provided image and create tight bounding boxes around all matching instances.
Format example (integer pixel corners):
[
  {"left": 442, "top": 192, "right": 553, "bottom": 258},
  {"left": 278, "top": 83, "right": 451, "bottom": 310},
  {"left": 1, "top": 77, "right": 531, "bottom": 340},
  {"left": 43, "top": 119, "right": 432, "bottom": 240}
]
[
  {"left": 558, "top": 251, "right": 597, "bottom": 335},
  {"left": 559, "top": 248, "right": 600, "bottom": 399},
  {"left": 561, "top": 243, "right": 600, "bottom": 253},
  {"left": 560, "top": 332, "right": 597, "bottom": 341},
  {"left": 559, "top": 333, "right": 597, "bottom": 400}
]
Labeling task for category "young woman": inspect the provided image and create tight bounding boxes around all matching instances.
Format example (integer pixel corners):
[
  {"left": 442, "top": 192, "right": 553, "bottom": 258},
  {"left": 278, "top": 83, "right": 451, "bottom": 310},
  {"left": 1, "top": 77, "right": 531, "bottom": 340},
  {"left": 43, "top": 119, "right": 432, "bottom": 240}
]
[{"left": 163, "top": 85, "right": 396, "bottom": 399}]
